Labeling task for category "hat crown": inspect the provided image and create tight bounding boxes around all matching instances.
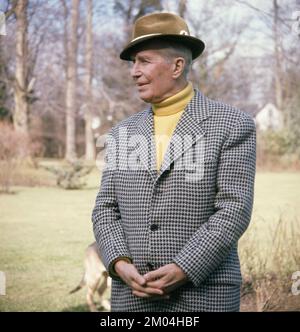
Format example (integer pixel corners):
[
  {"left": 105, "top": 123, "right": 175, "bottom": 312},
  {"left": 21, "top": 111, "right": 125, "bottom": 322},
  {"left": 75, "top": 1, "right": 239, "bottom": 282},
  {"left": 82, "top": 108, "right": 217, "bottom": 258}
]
[
  {"left": 132, "top": 13, "right": 190, "bottom": 41},
  {"left": 120, "top": 12, "right": 205, "bottom": 61}
]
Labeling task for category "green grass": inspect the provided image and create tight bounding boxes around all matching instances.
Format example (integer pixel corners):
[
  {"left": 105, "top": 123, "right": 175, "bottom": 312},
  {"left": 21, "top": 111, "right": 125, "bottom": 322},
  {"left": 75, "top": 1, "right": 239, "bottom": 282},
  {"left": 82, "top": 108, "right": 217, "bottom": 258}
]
[
  {"left": 253, "top": 172, "right": 300, "bottom": 223},
  {"left": 0, "top": 166, "right": 299, "bottom": 311},
  {"left": 242, "top": 172, "right": 300, "bottom": 252},
  {"left": 0, "top": 166, "right": 103, "bottom": 312}
]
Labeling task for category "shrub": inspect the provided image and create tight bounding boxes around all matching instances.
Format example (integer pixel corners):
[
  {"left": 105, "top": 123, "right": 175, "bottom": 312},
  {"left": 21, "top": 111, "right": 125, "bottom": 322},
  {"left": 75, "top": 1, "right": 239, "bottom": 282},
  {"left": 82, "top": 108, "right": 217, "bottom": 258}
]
[
  {"left": 257, "top": 129, "right": 300, "bottom": 170},
  {"left": 42, "top": 160, "right": 93, "bottom": 190}
]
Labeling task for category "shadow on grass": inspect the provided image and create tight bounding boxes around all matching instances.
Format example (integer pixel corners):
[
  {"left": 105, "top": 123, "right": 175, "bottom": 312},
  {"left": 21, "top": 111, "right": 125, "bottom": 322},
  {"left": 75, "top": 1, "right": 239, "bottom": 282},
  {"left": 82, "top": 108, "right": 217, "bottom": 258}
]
[
  {"left": 62, "top": 304, "right": 110, "bottom": 312},
  {"left": 0, "top": 190, "right": 18, "bottom": 195},
  {"left": 62, "top": 304, "right": 90, "bottom": 312}
]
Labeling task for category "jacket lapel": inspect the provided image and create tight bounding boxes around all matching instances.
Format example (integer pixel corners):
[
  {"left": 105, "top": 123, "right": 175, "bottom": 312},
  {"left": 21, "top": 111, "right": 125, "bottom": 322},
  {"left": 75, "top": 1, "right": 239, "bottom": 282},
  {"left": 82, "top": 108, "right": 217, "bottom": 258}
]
[
  {"left": 156, "top": 90, "right": 210, "bottom": 180},
  {"left": 135, "top": 108, "right": 157, "bottom": 182},
  {"left": 134, "top": 89, "right": 211, "bottom": 183}
]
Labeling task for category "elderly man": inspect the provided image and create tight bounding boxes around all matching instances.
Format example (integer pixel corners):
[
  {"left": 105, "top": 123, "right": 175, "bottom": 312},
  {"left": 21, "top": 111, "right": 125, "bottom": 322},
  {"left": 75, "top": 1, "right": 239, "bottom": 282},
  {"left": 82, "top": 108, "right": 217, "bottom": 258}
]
[{"left": 92, "top": 12, "right": 256, "bottom": 312}]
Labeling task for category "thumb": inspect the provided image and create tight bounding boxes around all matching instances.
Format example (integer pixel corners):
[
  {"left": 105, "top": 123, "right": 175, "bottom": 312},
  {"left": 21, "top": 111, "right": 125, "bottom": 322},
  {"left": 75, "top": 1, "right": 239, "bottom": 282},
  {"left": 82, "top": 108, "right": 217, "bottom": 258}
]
[{"left": 133, "top": 273, "right": 147, "bottom": 286}]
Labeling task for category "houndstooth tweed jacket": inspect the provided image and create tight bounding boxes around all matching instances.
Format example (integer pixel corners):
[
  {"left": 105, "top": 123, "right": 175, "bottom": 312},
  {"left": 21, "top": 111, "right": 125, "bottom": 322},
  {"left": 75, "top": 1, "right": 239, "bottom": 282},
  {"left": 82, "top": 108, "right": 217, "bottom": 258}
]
[{"left": 92, "top": 89, "right": 256, "bottom": 312}]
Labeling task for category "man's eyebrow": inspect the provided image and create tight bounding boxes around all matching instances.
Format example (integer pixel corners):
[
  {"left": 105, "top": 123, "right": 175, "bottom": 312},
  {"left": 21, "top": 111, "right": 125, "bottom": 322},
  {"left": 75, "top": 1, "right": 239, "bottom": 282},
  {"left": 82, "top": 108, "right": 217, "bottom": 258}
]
[{"left": 133, "top": 54, "right": 152, "bottom": 61}]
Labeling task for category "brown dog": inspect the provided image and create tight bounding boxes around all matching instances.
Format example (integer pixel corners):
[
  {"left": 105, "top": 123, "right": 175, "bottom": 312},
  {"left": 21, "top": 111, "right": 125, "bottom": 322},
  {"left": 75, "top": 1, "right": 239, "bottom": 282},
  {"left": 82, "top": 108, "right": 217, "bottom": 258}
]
[{"left": 70, "top": 242, "right": 111, "bottom": 312}]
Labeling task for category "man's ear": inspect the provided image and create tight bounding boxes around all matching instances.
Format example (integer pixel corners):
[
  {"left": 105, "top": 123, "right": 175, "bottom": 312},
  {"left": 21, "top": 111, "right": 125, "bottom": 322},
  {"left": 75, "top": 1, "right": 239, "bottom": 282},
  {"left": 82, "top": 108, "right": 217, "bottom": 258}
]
[{"left": 172, "top": 57, "right": 185, "bottom": 79}]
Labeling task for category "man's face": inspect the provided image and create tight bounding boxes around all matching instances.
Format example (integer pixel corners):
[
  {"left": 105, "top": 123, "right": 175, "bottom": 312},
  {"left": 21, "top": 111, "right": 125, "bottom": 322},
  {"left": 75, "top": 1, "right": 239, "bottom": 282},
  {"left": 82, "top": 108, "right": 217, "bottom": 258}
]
[{"left": 130, "top": 46, "right": 176, "bottom": 104}]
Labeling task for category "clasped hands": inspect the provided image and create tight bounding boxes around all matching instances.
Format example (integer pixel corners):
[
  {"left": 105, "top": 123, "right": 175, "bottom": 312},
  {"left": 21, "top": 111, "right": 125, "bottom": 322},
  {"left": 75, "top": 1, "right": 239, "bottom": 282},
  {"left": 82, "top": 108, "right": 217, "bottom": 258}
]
[{"left": 114, "top": 260, "right": 188, "bottom": 300}]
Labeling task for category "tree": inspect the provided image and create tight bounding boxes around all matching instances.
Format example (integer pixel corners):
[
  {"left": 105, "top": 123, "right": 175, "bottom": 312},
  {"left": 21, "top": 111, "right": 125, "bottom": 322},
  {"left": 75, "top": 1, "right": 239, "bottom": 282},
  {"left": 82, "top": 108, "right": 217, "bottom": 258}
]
[
  {"left": 178, "top": 0, "right": 187, "bottom": 18},
  {"left": 65, "top": 0, "right": 80, "bottom": 162},
  {"left": 235, "top": 0, "right": 296, "bottom": 110},
  {"left": 114, "top": 0, "right": 163, "bottom": 40},
  {"left": 84, "top": 0, "right": 95, "bottom": 161},
  {"left": 187, "top": 0, "right": 249, "bottom": 104},
  {"left": 272, "top": 0, "right": 283, "bottom": 110},
  {"left": 13, "top": 0, "right": 29, "bottom": 133},
  {"left": 0, "top": 41, "right": 11, "bottom": 121}
]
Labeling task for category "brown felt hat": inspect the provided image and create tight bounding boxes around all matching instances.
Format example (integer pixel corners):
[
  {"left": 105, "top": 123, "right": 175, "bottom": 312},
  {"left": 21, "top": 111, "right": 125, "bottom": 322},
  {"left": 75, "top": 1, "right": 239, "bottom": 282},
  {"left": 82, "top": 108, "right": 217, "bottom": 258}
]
[{"left": 120, "top": 12, "right": 205, "bottom": 61}]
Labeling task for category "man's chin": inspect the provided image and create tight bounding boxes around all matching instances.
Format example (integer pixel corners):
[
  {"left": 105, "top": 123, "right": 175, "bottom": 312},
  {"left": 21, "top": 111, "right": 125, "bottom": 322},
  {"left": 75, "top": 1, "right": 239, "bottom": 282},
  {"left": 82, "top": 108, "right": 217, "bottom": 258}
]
[{"left": 138, "top": 92, "right": 153, "bottom": 103}]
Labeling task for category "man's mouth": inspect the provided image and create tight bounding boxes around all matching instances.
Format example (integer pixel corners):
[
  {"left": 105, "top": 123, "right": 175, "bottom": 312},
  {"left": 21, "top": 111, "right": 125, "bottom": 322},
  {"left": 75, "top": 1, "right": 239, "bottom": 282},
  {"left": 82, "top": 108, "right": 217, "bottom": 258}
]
[{"left": 136, "top": 83, "right": 148, "bottom": 88}]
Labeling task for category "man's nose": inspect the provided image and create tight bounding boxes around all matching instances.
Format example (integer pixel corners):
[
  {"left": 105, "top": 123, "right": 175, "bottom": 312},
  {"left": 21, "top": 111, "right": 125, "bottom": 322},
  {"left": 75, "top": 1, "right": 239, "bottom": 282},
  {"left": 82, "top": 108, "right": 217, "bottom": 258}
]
[{"left": 130, "top": 63, "right": 141, "bottom": 79}]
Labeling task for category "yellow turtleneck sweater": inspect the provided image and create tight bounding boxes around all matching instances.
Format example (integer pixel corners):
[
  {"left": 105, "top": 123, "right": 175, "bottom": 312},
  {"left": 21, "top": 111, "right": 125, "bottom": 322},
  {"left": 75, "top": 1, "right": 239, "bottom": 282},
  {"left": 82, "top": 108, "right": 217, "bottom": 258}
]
[{"left": 152, "top": 82, "right": 194, "bottom": 171}]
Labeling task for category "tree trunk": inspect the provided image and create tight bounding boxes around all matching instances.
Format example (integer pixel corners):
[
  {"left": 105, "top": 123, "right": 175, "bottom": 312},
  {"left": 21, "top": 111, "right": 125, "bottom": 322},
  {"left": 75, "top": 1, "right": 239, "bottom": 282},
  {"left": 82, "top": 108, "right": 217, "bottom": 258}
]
[
  {"left": 65, "top": 0, "right": 80, "bottom": 162},
  {"left": 84, "top": 0, "right": 95, "bottom": 161},
  {"left": 273, "top": 0, "right": 283, "bottom": 110},
  {"left": 14, "top": 0, "right": 29, "bottom": 133},
  {"left": 178, "top": 0, "right": 187, "bottom": 18}
]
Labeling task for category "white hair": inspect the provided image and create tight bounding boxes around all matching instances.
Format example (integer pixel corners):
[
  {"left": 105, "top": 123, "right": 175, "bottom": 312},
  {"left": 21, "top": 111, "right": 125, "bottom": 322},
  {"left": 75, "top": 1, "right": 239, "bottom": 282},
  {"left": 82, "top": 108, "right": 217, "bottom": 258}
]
[{"left": 159, "top": 40, "right": 193, "bottom": 79}]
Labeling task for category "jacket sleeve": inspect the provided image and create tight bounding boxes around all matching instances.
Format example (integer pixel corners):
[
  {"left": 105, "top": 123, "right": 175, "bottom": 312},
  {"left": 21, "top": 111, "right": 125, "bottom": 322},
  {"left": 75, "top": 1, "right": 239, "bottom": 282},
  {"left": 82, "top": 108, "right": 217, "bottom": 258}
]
[
  {"left": 173, "top": 112, "right": 256, "bottom": 287},
  {"left": 92, "top": 130, "right": 132, "bottom": 280}
]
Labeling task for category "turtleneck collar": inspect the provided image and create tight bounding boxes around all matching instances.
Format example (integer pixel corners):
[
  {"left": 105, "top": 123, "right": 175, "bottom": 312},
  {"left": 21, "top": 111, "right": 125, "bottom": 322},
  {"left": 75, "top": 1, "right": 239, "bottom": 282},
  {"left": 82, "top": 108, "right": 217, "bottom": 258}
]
[{"left": 152, "top": 82, "right": 194, "bottom": 116}]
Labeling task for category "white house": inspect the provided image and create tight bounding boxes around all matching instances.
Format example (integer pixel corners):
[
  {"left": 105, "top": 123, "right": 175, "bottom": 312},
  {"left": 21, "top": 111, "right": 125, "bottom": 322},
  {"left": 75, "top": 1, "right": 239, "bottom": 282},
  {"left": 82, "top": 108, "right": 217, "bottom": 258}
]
[{"left": 255, "top": 103, "right": 284, "bottom": 131}]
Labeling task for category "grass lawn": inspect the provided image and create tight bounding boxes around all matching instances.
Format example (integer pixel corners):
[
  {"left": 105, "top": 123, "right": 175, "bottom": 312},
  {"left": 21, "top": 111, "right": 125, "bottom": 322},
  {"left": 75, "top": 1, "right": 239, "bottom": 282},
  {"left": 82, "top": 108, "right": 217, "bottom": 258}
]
[
  {"left": 243, "top": 172, "right": 300, "bottom": 252},
  {"left": 0, "top": 167, "right": 102, "bottom": 312},
  {"left": 253, "top": 172, "right": 300, "bottom": 224},
  {"left": 0, "top": 167, "right": 299, "bottom": 311}
]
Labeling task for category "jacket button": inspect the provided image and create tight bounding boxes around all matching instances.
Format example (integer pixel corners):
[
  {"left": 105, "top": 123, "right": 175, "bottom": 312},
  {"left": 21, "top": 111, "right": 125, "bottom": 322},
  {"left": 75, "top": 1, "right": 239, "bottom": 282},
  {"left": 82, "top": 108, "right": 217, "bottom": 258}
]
[{"left": 150, "top": 224, "right": 159, "bottom": 231}]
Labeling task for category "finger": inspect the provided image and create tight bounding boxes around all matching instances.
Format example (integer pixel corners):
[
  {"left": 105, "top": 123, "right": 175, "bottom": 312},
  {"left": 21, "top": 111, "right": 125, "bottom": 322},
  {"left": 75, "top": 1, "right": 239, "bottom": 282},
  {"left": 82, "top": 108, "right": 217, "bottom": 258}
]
[
  {"left": 146, "top": 280, "right": 166, "bottom": 289},
  {"left": 132, "top": 290, "right": 152, "bottom": 298},
  {"left": 144, "top": 270, "right": 164, "bottom": 282},
  {"left": 132, "top": 290, "right": 170, "bottom": 300},
  {"left": 131, "top": 281, "right": 164, "bottom": 295},
  {"left": 132, "top": 274, "right": 147, "bottom": 287}
]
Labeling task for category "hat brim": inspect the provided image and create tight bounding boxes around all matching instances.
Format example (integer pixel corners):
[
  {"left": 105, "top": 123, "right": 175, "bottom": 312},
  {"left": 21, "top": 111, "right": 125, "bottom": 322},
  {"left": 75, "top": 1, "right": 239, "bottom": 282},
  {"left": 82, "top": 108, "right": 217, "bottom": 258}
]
[{"left": 120, "top": 34, "right": 205, "bottom": 61}]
